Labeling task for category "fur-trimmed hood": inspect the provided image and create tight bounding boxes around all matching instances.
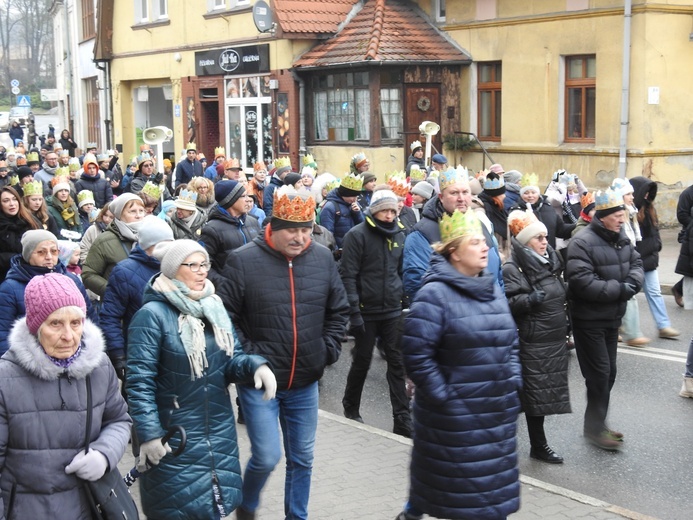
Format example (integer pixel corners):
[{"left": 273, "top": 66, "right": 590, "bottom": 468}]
[{"left": 5, "top": 318, "right": 107, "bottom": 381}]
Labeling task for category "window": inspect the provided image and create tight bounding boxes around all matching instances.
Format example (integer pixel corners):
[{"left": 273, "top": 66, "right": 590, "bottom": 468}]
[
  {"left": 207, "top": 0, "right": 250, "bottom": 10},
  {"left": 435, "top": 0, "right": 446, "bottom": 22},
  {"left": 85, "top": 78, "right": 101, "bottom": 150},
  {"left": 565, "top": 55, "right": 596, "bottom": 142},
  {"left": 312, "top": 72, "right": 371, "bottom": 142},
  {"left": 478, "top": 61, "right": 501, "bottom": 140},
  {"left": 81, "top": 0, "right": 95, "bottom": 40},
  {"left": 134, "top": 0, "right": 168, "bottom": 24}
]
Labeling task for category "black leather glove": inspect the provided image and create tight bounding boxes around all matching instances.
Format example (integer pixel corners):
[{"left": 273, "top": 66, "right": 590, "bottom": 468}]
[
  {"left": 528, "top": 290, "right": 546, "bottom": 307},
  {"left": 349, "top": 313, "right": 365, "bottom": 336},
  {"left": 108, "top": 354, "right": 127, "bottom": 381},
  {"left": 621, "top": 283, "right": 637, "bottom": 301}
]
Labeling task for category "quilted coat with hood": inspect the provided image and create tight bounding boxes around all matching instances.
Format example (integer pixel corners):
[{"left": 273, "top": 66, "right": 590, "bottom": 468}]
[
  {"left": 630, "top": 176, "right": 662, "bottom": 272},
  {"left": 82, "top": 222, "right": 135, "bottom": 297},
  {"left": 0, "top": 318, "right": 131, "bottom": 519},
  {"left": 502, "top": 238, "right": 571, "bottom": 416},
  {"left": 403, "top": 253, "right": 522, "bottom": 520},
  {"left": 319, "top": 188, "right": 365, "bottom": 249},
  {"left": 126, "top": 278, "right": 268, "bottom": 519}
]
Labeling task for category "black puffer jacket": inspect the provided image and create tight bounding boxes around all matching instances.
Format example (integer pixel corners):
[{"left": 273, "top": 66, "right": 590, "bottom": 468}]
[
  {"left": 511, "top": 196, "right": 575, "bottom": 249},
  {"left": 630, "top": 176, "right": 661, "bottom": 272},
  {"left": 74, "top": 172, "right": 113, "bottom": 209},
  {"left": 339, "top": 213, "right": 405, "bottom": 321},
  {"left": 503, "top": 239, "right": 571, "bottom": 416},
  {"left": 565, "top": 218, "right": 644, "bottom": 328},
  {"left": 218, "top": 233, "right": 349, "bottom": 390}
]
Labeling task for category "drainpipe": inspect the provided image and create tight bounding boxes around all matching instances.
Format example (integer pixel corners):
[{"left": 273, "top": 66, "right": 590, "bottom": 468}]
[
  {"left": 618, "top": 0, "right": 633, "bottom": 178},
  {"left": 94, "top": 60, "right": 113, "bottom": 150},
  {"left": 290, "top": 70, "right": 307, "bottom": 164}
]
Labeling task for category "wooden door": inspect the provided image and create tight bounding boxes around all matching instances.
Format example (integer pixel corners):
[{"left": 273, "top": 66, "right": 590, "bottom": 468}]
[{"left": 404, "top": 85, "right": 441, "bottom": 163}]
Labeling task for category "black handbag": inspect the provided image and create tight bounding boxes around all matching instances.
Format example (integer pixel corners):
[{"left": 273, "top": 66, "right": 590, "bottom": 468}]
[{"left": 82, "top": 375, "right": 140, "bottom": 520}]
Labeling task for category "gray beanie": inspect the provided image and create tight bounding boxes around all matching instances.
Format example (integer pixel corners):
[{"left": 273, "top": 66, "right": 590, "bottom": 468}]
[
  {"left": 110, "top": 193, "right": 143, "bottom": 220},
  {"left": 369, "top": 189, "right": 399, "bottom": 214},
  {"left": 155, "top": 239, "right": 209, "bottom": 279},
  {"left": 137, "top": 215, "right": 174, "bottom": 251},
  {"left": 411, "top": 181, "right": 435, "bottom": 200},
  {"left": 21, "top": 230, "right": 59, "bottom": 262}
]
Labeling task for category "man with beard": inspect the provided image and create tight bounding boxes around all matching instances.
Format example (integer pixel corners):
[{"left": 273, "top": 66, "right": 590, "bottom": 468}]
[{"left": 33, "top": 151, "right": 60, "bottom": 195}]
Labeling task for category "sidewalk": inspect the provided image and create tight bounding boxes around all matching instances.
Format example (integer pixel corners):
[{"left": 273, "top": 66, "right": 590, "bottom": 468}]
[{"left": 117, "top": 410, "right": 657, "bottom": 520}]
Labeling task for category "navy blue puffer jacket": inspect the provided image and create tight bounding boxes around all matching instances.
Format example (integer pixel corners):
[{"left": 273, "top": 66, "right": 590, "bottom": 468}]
[
  {"left": 403, "top": 253, "right": 522, "bottom": 520},
  {"left": 319, "top": 189, "right": 365, "bottom": 248}
]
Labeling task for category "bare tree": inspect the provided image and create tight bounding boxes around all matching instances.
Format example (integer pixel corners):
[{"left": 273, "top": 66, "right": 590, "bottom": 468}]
[
  {"left": 10, "top": 0, "right": 54, "bottom": 86},
  {"left": 0, "top": 0, "right": 21, "bottom": 88}
]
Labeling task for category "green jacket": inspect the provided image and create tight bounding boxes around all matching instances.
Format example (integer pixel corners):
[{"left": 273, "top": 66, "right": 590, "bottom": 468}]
[{"left": 82, "top": 223, "right": 133, "bottom": 297}]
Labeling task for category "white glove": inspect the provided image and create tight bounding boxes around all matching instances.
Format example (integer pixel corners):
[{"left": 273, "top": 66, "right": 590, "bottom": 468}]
[
  {"left": 65, "top": 448, "right": 108, "bottom": 481},
  {"left": 137, "top": 438, "right": 172, "bottom": 472},
  {"left": 254, "top": 364, "right": 277, "bottom": 400}
]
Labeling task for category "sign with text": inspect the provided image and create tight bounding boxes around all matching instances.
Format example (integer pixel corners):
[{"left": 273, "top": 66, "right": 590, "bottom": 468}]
[
  {"left": 41, "top": 89, "right": 59, "bottom": 102},
  {"left": 195, "top": 44, "right": 269, "bottom": 76}
]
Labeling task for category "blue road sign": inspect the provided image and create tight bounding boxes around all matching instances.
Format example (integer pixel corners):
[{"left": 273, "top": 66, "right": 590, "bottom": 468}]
[{"left": 17, "top": 95, "right": 31, "bottom": 107}]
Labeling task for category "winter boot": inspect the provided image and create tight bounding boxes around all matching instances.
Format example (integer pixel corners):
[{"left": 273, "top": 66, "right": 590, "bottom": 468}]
[{"left": 680, "top": 377, "right": 693, "bottom": 398}]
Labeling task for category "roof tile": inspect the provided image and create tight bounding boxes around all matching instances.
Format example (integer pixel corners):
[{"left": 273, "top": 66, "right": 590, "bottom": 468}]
[{"left": 274, "top": 0, "right": 358, "bottom": 35}]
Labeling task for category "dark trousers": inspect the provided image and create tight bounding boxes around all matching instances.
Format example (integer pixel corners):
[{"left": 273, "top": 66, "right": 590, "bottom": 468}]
[
  {"left": 572, "top": 326, "right": 619, "bottom": 436},
  {"left": 526, "top": 415, "right": 547, "bottom": 448},
  {"left": 342, "top": 316, "right": 409, "bottom": 418}
]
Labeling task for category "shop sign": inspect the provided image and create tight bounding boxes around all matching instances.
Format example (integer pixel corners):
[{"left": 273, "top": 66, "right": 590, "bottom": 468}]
[{"left": 195, "top": 44, "right": 269, "bottom": 76}]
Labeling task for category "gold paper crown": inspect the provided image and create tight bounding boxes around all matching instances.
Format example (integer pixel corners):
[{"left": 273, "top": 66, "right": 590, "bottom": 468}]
[
  {"left": 340, "top": 173, "right": 364, "bottom": 191},
  {"left": 214, "top": 147, "right": 226, "bottom": 158},
  {"left": 225, "top": 158, "right": 241, "bottom": 169},
  {"left": 522, "top": 172, "right": 539, "bottom": 189},
  {"left": 303, "top": 154, "right": 316, "bottom": 167},
  {"left": 409, "top": 165, "right": 426, "bottom": 181},
  {"left": 141, "top": 181, "right": 162, "bottom": 200},
  {"left": 77, "top": 190, "right": 95, "bottom": 205},
  {"left": 325, "top": 179, "right": 341, "bottom": 192},
  {"left": 386, "top": 170, "right": 406, "bottom": 182},
  {"left": 9, "top": 174, "right": 19, "bottom": 186},
  {"left": 16, "top": 155, "right": 27, "bottom": 166},
  {"left": 274, "top": 156, "right": 291, "bottom": 169},
  {"left": 581, "top": 191, "right": 595, "bottom": 209},
  {"left": 26, "top": 152, "right": 39, "bottom": 163},
  {"left": 387, "top": 177, "right": 410, "bottom": 198},
  {"left": 508, "top": 209, "right": 539, "bottom": 238},
  {"left": 69, "top": 157, "right": 81, "bottom": 172},
  {"left": 273, "top": 185, "right": 316, "bottom": 223},
  {"left": 51, "top": 175, "right": 70, "bottom": 188},
  {"left": 439, "top": 209, "right": 483, "bottom": 243},
  {"left": 56, "top": 167, "right": 71, "bottom": 178},
  {"left": 185, "top": 142, "right": 197, "bottom": 151},
  {"left": 22, "top": 180, "right": 43, "bottom": 197},
  {"left": 595, "top": 187, "right": 624, "bottom": 211},
  {"left": 438, "top": 166, "right": 468, "bottom": 192}
]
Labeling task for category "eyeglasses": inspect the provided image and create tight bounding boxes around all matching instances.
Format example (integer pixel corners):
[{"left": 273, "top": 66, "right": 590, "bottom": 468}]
[
  {"left": 142, "top": 163, "right": 154, "bottom": 168},
  {"left": 181, "top": 261, "right": 212, "bottom": 273},
  {"left": 532, "top": 235, "right": 548, "bottom": 242}
]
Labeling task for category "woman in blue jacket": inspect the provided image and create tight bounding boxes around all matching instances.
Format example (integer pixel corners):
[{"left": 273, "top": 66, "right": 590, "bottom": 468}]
[
  {"left": 126, "top": 240, "right": 277, "bottom": 519},
  {"left": 396, "top": 209, "right": 522, "bottom": 520}
]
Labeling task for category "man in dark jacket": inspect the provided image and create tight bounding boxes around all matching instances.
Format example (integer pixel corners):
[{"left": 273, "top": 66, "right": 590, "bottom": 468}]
[
  {"left": 74, "top": 154, "right": 113, "bottom": 208},
  {"left": 340, "top": 189, "right": 411, "bottom": 437},
  {"left": 173, "top": 142, "right": 203, "bottom": 187},
  {"left": 566, "top": 187, "right": 644, "bottom": 451},
  {"left": 319, "top": 174, "right": 365, "bottom": 250},
  {"left": 405, "top": 140, "right": 425, "bottom": 177},
  {"left": 218, "top": 186, "right": 349, "bottom": 520}
]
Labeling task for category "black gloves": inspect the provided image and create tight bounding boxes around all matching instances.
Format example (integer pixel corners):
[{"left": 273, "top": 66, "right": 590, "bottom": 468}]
[
  {"left": 349, "top": 312, "right": 365, "bottom": 336},
  {"left": 528, "top": 290, "right": 546, "bottom": 307},
  {"left": 621, "top": 283, "right": 638, "bottom": 301},
  {"left": 108, "top": 353, "right": 127, "bottom": 381}
]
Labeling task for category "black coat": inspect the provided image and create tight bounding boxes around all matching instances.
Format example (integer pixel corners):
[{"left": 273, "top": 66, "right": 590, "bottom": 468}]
[
  {"left": 565, "top": 218, "right": 644, "bottom": 328},
  {"left": 630, "top": 176, "right": 661, "bottom": 272},
  {"left": 0, "top": 212, "right": 40, "bottom": 280},
  {"left": 511, "top": 196, "right": 575, "bottom": 249},
  {"left": 74, "top": 172, "right": 113, "bottom": 209},
  {"left": 218, "top": 236, "right": 349, "bottom": 390},
  {"left": 503, "top": 240, "right": 571, "bottom": 416}
]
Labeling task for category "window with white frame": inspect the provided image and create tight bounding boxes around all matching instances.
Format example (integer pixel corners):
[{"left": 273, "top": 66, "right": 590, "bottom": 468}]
[
  {"left": 435, "top": 0, "right": 446, "bottom": 22},
  {"left": 206, "top": 0, "right": 250, "bottom": 11},
  {"left": 134, "top": 0, "right": 168, "bottom": 24},
  {"left": 312, "top": 72, "right": 371, "bottom": 142}
]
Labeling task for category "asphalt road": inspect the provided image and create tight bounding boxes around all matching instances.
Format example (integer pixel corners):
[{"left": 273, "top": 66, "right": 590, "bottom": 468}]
[
  {"left": 0, "top": 113, "right": 60, "bottom": 148},
  {"left": 318, "top": 293, "right": 693, "bottom": 520}
]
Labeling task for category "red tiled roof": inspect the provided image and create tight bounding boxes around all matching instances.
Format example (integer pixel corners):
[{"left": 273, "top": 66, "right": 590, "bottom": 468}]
[
  {"left": 293, "top": 0, "right": 471, "bottom": 68},
  {"left": 274, "top": 0, "right": 358, "bottom": 35}
]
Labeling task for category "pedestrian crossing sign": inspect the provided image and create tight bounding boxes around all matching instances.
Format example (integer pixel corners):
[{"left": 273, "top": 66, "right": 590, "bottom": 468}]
[{"left": 17, "top": 95, "right": 31, "bottom": 107}]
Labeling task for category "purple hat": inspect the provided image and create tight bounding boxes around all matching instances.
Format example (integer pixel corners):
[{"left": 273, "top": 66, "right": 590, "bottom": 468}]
[{"left": 24, "top": 273, "right": 87, "bottom": 335}]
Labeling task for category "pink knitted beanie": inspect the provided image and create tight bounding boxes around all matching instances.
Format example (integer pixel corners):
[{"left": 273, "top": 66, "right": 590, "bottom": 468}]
[{"left": 24, "top": 273, "right": 87, "bottom": 335}]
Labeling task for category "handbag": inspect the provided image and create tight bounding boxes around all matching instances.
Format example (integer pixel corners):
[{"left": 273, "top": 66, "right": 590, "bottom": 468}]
[{"left": 82, "top": 375, "right": 140, "bottom": 520}]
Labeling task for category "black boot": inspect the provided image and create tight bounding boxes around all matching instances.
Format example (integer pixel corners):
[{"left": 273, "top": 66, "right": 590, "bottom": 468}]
[
  {"left": 343, "top": 406, "right": 364, "bottom": 423},
  {"left": 236, "top": 506, "right": 256, "bottom": 520},
  {"left": 236, "top": 396, "right": 245, "bottom": 425},
  {"left": 393, "top": 413, "right": 412, "bottom": 438},
  {"left": 529, "top": 444, "right": 564, "bottom": 464}
]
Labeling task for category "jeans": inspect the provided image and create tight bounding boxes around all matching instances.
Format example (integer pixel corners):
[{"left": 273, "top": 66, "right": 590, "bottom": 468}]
[
  {"left": 686, "top": 337, "right": 693, "bottom": 378},
  {"left": 572, "top": 326, "right": 619, "bottom": 436},
  {"left": 642, "top": 269, "right": 671, "bottom": 329},
  {"left": 237, "top": 381, "right": 319, "bottom": 520}
]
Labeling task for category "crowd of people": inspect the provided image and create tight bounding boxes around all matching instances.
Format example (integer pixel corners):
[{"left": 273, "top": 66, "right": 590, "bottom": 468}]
[{"left": 0, "top": 133, "right": 689, "bottom": 520}]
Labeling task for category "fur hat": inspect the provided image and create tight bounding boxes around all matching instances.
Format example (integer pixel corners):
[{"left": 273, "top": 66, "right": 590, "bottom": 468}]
[{"left": 24, "top": 273, "right": 86, "bottom": 335}]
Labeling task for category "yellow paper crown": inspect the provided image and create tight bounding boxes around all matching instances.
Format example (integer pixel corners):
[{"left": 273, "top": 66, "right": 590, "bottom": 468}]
[
  {"left": 9, "top": 174, "right": 19, "bottom": 186},
  {"left": 274, "top": 156, "right": 291, "bottom": 169},
  {"left": 409, "top": 165, "right": 426, "bottom": 181},
  {"left": 26, "top": 152, "right": 39, "bottom": 163},
  {"left": 340, "top": 173, "right": 364, "bottom": 191},
  {"left": 521, "top": 172, "right": 539, "bottom": 189},
  {"left": 387, "top": 177, "right": 410, "bottom": 198},
  {"left": 77, "top": 190, "right": 95, "bottom": 205},
  {"left": 141, "top": 181, "right": 162, "bottom": 200},
  {"left": 439, "top": 166, "right": 468, "bottom": 192},
  {"left": 325, "top": 179, "right": 341, "bottom": 192},
  {"left": 439, "top": 209, "right": 483, "bottom": 243},
  {"left": 214, "top": 147, "right": 226, "bottom": 159},
  {"left": 69, "top": 157, "right": 81, "bottom": 172},
  {"left": 273, "top": 185, "right": 316, "bottom": 223},
  {"left": 595, "top": 187, "right": 624, "bottom": 211},
  {"left": 22, "top": 180, "right": 43, "bottom": 197},
  {"left": 303, "top": 154, "right": 316, "bottom": 167},
  {"left": 56, "top": 167, "right": 70, "bottom": 178},
  {"left": 185, "top": 142, "right": 197, "bottom": 151},
  {"left": 386, "top": 170, "right": 406, "bottom": 182}
]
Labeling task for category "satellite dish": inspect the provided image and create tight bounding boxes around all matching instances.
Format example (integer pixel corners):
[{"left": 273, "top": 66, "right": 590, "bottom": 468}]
[{"left": 253, "top": 0, "right": 275, "bottom": 33}]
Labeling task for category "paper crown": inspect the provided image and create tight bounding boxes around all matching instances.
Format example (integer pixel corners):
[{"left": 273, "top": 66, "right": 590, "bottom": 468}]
[
  {"left": 508, "top": 209, "right": 538, "bottom": 238},
  {"left": 611, "top": 177, "right": 634, "bottom": 196},
  {"left": 185, "top": 142, "right": 197, "bottom": 151},
  {"left": 559, "top": 173, "right": 576, "bottom": 186},
  {"left": 97, "top": 153, "right": 109, "bottom": 162},
  {"left": 521, "top": 172, "right": 539, "bottom": 189},
  {"left": 59, "top": 149, "right": 70, "bottom": 157},
  {"left": 483, "top": 172, "right": 505, "bottom": 191},
  {"left": 274, "top": 156, "right": 291, "bottom": 169},
  {"left": 22, "top": 180, "right": 43, "bottom": 197},
  {"left": 141, "top": 181, "right": 162, "bottom": 200},
  {"left": 225, "top": 158, "right": 241, "bottom": 169},
  {"left": 324, "top": 179, "right": 341, "bottom": 192},
  {"left": 56, "top": 167, "right": 70, "bottom": 178},
  {"left": 409, "top": 165, "right": 426, "bottom": 181},
  {"left": 6, "top": 147, "right": 15, "bottom": 155},
  {"left": 387, "top": 177, "right": 410, "bottom": 198},
  {"left": 9, "top": 174, "right": 19, "bottom": 186},
  {"left": 340, "top": 173, "right": 364, "bottom": 191},
  {"left": 254, "top": 161, "right": 267, "bottom": 172},
  {"left": 137, "top": 153, "right": 153, "bottom": 167},
  {"left": 26, "top": 152, "right": 39, "bottom": 163},
  {"left": 301, "top": 165, "right": 316, "bottom": 178},
  {"left": 51, "top": 175, "right": 70, "bottom": 187},
  {"left": 273, "top": 185, "right": 316, "bottom": 223},
  {"left": 410, "top": 140, "right": 423, "bottom": 152},
  {"left": 87, "top": 142, "right": 98, "bottom": 149},
  {"left": 595, "top": 187, "right": 624, "bottom": 211},
  {"left": 439, "top": 209, "right": 483, "bottom": 244},
  {"left": 16, "top": 156, "right": 27, "bottom": 166},
  {"left": 214, "top": 147, "right": 226, "bottom": 159},
  {"left": 303, "top": 154, "right": 317, "bottom": 167},
  {"left": 438, "top": 166, "right": 469, "bottom": 192},
  {"left": 351, "top": 152, "right": 368, "bottom": 169},
  {"left": 197, "top": 153, "right": 206, "bottom": 161},
  {"left": 0, "top": 160, "right": 6, "bottom": 169},
  {"left": 69, "top": 157, "right": 81, "bottom": 172},
  {"left": 581, "top": 191, "right": 595, "bottom": 209},
  {"left": 175, "top": 189, "right": 198, "bottom": 211},
  {"left": 386, "top": 170, "right": 406, "bottom": 182},
  {"left": 77, "top": 190, "right": 95, "bottom": 205}
]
